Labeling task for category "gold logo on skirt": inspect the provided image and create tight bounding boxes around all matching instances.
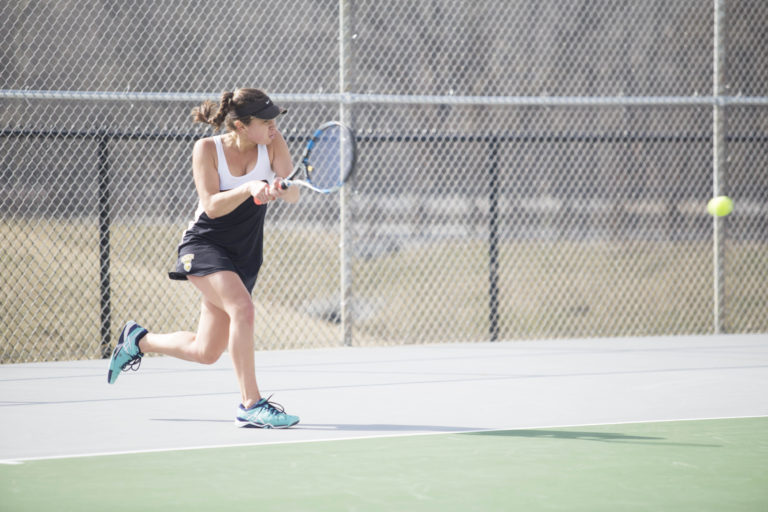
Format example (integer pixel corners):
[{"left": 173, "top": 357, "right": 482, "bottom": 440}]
[{"left": 181, "top": 254, "right": 195, "bottom": 272}]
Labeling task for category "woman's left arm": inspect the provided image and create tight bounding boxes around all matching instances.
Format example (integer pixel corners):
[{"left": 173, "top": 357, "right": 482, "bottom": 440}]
[{"left": 268, "top": 131, "right": 300, "bottom": 204}]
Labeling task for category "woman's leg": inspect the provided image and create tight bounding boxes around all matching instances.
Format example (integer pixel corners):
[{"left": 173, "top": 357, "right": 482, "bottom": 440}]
[
  {"left": 136, "top": 271, "right": 261, "bottom": 407},
  {"left": 138, "top": 298, "right": 229, "bottom": 364},
  {"left": 186, "top": 272, "right": 262, "bottom": 408}
]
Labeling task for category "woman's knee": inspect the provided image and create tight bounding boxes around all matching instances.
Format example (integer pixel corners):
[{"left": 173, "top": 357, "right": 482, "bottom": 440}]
[
  {"left": 197, "top": 345, "right": 225, "bottom": 365},
  {"left": 226, "top": 298, "right": 255, "bottom": 326},
  {"left": 195, "top": 301, "right": 230, "bottom": 365}
]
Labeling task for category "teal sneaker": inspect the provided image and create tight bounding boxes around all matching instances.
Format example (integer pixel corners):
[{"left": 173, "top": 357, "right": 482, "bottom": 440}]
[
  {"left": 106, "top": 321, "right": 147, "bottom": 384},
  {"left": 235, "top": 396, "right": 300, "bottom": 429}
]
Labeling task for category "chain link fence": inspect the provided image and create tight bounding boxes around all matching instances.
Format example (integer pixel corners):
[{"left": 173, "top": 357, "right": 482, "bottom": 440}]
[{"left": 1, "top": 0, "right": 766, "bottom": 363}]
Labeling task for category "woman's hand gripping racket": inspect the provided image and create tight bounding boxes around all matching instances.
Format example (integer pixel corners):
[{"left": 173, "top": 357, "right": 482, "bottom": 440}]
[{"left": 254, "top": 121, "right": 356, "bottom": 204}]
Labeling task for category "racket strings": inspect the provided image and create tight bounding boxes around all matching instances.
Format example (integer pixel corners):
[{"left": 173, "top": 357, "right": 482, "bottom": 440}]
[{"left": 306, "top": 126, "right": 354, "bottom": 189}]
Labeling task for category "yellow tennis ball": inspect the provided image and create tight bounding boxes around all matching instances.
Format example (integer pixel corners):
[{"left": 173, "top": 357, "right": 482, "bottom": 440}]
[{"left": 707, "top": 196, "right": 733, "bottom": 217}]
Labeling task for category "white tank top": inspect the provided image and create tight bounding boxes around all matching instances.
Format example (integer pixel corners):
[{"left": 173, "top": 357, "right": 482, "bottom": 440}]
[
  {"left": 187, "top": 135, "right": 276, "bottom": 225},
  {"left": 213, "top": 135, "right": 275, "bottom": 191}
]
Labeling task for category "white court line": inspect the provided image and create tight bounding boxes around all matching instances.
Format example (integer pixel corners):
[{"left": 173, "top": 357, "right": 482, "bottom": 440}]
[{"left": 2, "top": 414, "right": 766, "bottom": 465}]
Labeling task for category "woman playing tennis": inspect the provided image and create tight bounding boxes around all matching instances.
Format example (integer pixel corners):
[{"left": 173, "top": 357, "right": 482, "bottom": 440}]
[{"left": 107, "top": 88, "right": 300, "bottom": 428}]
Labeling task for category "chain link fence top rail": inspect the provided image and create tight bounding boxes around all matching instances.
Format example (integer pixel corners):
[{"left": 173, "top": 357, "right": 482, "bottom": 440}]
[{"left": 1, "top": 0, "right": 766, "bottom": 362}]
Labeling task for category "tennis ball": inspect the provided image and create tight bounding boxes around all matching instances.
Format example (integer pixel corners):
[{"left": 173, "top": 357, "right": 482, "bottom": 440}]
[{"left": 707, "top": 196, "right": 733, "bottom": 217}]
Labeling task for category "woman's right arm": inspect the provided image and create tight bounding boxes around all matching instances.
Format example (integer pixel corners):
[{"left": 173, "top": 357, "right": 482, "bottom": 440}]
[{"left": 192, "top": 139, "right": 270, "bottom": 219}]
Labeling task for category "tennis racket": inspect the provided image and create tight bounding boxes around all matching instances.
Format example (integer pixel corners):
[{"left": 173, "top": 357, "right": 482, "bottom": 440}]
[{"left": 255, "top": 121, "right": 356, "bottom": 204}]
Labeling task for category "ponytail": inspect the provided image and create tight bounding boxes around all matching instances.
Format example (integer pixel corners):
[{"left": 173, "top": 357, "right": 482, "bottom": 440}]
[{"left": 191, "top": 91, "right": 235, "bottom": 131}]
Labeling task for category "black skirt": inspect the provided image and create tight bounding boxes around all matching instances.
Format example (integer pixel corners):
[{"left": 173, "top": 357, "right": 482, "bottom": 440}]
[{"left": 169, "top": 198, "right": 266, "bottom": 294}]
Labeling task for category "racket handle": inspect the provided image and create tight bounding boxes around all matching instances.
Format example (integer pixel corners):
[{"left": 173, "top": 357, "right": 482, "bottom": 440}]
[{"left": 280, "top": 179, "right": 290, "bottom": 190}]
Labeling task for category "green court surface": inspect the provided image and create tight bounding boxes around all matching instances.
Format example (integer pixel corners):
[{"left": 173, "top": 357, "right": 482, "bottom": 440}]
[{"left": 2, "top": 417, "right": 766, "bottom": 511}]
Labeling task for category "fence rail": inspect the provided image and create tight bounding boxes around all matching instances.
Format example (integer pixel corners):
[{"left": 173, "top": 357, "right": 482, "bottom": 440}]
[{"left": 5, "top": 89, "right": 768, "bottom": 107}]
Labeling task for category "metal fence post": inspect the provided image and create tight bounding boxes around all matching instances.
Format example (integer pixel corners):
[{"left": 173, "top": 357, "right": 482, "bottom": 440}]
[
  {"left": 488, "top": 137, "right": 500, "bottom": 342},
  {"left": 97, "top": 134, "right": 113, "bottom": 357},
  {"left": 339, "top": 0, "right": 355, "bottom": 346},
  {"left": 712, "top": 0, "right": 727, "bottom": 334}
]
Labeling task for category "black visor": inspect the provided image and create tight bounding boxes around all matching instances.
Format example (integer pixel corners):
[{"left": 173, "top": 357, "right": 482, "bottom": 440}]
[{"left": 235, "top": 96, "right": 287, "bottom": 120}]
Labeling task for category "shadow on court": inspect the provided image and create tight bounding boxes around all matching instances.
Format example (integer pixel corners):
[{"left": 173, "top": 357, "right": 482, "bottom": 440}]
[
  {"left": 463, "top": 429, "right": 722, "bottom": 447},
  {"left": 146, "top": 419, "right": 722, "bottom": 447}
]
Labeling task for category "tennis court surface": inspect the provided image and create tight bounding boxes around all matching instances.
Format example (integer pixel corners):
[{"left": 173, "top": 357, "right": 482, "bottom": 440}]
[{"left": 2, "top": 334, "right": 767, "bottom": 511}]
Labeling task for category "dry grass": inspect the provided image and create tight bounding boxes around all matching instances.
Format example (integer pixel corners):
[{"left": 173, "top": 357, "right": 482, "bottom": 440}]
[{"left": 2, "top": 218, "right": 766, "bottom": 363}]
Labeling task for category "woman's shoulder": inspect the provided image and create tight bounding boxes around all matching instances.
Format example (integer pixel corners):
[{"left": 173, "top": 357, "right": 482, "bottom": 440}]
[
  {"left": 195, "top": 134, "right": 222, "bottom": 146},
  {"left": 192, "top": 136, "right": 222, "bottom": 168},
  {"left": 193, "top": 135, "right": 221, "bottom": 154}
]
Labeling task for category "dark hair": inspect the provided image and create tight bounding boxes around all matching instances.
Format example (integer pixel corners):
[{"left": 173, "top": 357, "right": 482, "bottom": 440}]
[{"left": 191, "top": 88, "right": 272, "bottom": 131}]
